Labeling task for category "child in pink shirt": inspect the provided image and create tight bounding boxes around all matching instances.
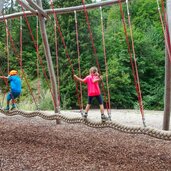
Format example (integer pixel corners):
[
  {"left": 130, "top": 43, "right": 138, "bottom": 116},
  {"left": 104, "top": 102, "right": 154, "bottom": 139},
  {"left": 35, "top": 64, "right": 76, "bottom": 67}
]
[{"left": 74, "top": 66, "right": 108, "bottom": 122}]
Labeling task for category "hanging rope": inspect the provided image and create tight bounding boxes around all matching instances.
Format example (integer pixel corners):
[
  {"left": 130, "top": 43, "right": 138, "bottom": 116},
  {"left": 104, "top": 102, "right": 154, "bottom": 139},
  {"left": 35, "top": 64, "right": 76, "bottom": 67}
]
[
  {"left": 4, "top": 19, "right": 9, "bottom": 88},
  {"left": 118, "top": 0, "right": 146, "bottom": 127},
  {"left": 54, "top": 18, "right": 61, "bottom": 112},
  {"left": 36, "top": 16, "right": 41, "bottom": 106},
  {"left": 20, "top": 16, "right": 23, "bottom": 75},
  {"left": 50, "top": 0, "right": 82, "bottom": 112},
  {"left": 126, "top": 0, "right": 145, "bottom": 127},
  {"left": 5, "top": 19, "right": 9, "bottom": 74},
  {"left": 0, "top": 68, "right": 8, "bottom": 107},
  {"left": 0, "top": 19, "right": 11, "bottom": 107},
  {"left": 18, "top": 0, "right": 59, "bottom": 110},
  {"left": 99, "top": 6, "right": 111, "bottom": 119},
  {"left": 156, "top": 0, "right": 171, "bottom": 62},
  {"left": 3, "top": 16, "right": 39, "bottom": 110},
  {"left": 74, "top": 11, "right": 84, "bottom": 113},
  {"left": 81, "top": 0, "right": 100, "bottom": 70}
]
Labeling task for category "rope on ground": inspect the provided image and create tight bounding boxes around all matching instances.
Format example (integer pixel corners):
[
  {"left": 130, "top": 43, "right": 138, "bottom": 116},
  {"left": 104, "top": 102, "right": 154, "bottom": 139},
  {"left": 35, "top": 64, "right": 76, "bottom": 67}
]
[{"left": 0, "top": 108, "right": 170, "bottom": 141}]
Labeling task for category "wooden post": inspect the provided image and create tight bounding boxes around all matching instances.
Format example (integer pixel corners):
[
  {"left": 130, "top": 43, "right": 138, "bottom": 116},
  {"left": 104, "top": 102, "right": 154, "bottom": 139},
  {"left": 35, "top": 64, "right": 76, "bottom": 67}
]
[
  {"left": 163, "top": 0, "right": 171, "bottom": 130},
  {"left": 36, "top": 0, "right": 60, "bottom": 124}
]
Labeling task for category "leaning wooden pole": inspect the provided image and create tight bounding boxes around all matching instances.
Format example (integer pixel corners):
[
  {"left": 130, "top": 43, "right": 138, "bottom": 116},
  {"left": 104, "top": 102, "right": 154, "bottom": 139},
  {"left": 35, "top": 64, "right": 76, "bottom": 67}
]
[
  {"left": 163, "top": 0, "right": 171, "bottom": 130},
  {"left": 36, "top": 0, "right": 59, "bottom": 117}
]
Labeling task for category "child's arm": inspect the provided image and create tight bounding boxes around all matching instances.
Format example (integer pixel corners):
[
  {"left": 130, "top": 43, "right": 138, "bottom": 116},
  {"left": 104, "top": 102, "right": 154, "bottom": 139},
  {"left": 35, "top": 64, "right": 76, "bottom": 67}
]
[
  {"left": 0, "top": 76, "right": 8, "bottom": 80},
  {"left": 93, "top": 75, "right": 102, "bottom": 83},
  {"left": 74, "top": 75, "right": 84, "bottom": 83}
]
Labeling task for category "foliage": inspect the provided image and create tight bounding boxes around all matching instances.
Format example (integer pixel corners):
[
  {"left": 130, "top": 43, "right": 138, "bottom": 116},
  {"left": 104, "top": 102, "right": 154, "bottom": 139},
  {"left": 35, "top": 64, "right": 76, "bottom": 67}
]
[{"left": 0, "top": 0, "right": 166, "bottom": 111}]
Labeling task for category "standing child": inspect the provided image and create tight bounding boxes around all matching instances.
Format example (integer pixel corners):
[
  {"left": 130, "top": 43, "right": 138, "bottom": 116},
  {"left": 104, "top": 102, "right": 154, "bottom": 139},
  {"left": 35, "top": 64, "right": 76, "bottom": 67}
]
[
  {"left": 0, "top": 70, "right": 22, "bottom": 110},
  {"left": 74, "top": 66, "right": 108, "bottom": 122}
]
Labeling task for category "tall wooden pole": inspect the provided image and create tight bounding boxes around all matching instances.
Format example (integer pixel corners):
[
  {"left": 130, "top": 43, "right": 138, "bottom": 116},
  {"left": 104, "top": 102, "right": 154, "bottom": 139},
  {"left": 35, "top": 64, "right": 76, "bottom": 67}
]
[
  {"left": 163, "top": 0, "right": 171, "bottom": 130},
  {"left": 36, "top": 0, "right": 59, "bottom": 115}
]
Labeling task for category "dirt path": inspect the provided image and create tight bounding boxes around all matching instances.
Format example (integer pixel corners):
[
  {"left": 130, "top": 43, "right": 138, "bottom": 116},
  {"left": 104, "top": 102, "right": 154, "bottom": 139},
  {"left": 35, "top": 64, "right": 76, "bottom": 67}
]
[{"left": 0, "top": 110, "right": 171, "bottom": 171}]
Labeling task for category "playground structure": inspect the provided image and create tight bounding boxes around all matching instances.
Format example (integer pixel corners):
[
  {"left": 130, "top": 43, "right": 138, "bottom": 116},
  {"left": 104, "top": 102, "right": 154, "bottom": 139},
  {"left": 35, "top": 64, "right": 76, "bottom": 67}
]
[{"left": 0, "top": 0, "right": 170, "bottom": 141}]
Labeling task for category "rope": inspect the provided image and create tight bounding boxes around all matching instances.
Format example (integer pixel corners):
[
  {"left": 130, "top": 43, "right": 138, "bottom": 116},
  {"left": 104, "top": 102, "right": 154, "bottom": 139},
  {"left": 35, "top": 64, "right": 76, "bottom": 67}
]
[
  {"left": 74, "top": 11, "right": 84, "bottom": 113},
  {"left": 0, "top": 68, "right": 8, "bottom": 107},
  {"left": 99, "top": 6, "right": 111, "bottom": 119},
  {"left": 36, "top": 16, "right": 41, "bottom": 107},
  {"left": 18, "top": 0, "right": 58, "bottom": 110},
  {"left": 156, "top": 0, "right": 171, "bottom": 62},
  {"left": 50, "top": 0, "right": 82, "bottom": 111},
  {"left": 2, "top": 15, "right": 39, "bottom": 110},
  {"left": 81, "top": 0, "right": 100, "bottom": 70},
  {"left": 54, "top": 18, "right": 60, "bottom": 112},
  {"left": 0, "top": 108, "right": 170, "bottom": 141},
  {"left": 5, "top": 19, "right": 9, "bottom": 74},
  {"left": 118, "top": 0, "right": 146, "bottom": 127},
  {"left": 20, "top": 16, "right": 23, "bottom": 76}
]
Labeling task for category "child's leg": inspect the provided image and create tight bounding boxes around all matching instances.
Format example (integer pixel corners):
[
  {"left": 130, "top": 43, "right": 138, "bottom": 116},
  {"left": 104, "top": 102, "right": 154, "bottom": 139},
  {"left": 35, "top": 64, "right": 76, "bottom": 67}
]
[
  {"left": 5, "top": 93, "right": 11, "bottom": 110},
  {"left": 99, "top": 104, "right": 104, "bottom": 114},
  {"left": 85, "top": 104, "right": 91, "bottom": 113},
  {"left": 6, "top": 100, "right": 10, "bottom": 107},
  {"left": 82, "top": 96, "right": 92, "bottom": 118},
  {"left": 11, "top": 92, "right": 20, "bottom": 109},
  {"left": 12, "top": 98, "right": 15, "bottom": 105},
  {"left": 96, "top": 95, "right": 104, "bottom": 114},
  {"left": 85, "top": 96, "right": 93, "bottom": 114},
  {"left": 96, "top": 95, "right": 108, "bottom": 122},
  {"left": 11, "top": 93, "right": 16, "bottom": 109},
  {"left": 82, "top": 104, "right": 91, "bottom": 119}
]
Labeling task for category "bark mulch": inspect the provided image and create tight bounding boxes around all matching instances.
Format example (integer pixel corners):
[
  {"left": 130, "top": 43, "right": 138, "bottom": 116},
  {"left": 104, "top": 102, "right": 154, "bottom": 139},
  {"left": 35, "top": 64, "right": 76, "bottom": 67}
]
[{"left": 0, "top": 116, "right": 171, "bottom": 171}]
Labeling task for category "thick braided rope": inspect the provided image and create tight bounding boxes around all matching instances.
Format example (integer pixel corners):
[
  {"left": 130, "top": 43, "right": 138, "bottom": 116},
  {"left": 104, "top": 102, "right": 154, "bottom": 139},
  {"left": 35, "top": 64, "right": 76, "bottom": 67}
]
[{"left": 0, "top": 109, "right": 170, "bottom": 141}]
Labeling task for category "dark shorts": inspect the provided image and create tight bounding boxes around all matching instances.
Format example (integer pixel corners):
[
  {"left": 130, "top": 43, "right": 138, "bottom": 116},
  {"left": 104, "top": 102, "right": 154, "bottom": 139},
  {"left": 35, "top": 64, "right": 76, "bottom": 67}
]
[
  {"left": 7, "top": 92, "right": 21, "bottom": 101},
  {"left": 88, "top": 95, "right": 103, "bottom": 105}
]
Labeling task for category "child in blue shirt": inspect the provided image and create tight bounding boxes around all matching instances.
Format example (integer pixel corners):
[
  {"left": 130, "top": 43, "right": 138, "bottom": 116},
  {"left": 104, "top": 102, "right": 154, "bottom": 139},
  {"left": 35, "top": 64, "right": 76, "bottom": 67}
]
[{"left": 0, "top": 70, "right": 22, "bottom": 110}]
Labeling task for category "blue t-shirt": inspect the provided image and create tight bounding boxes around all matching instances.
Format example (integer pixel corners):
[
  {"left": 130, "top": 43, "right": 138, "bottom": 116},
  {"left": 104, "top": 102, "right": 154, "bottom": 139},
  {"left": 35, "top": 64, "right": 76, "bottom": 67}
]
[{"left": 8, "top": 75, "right": 22, "bottom": 93}]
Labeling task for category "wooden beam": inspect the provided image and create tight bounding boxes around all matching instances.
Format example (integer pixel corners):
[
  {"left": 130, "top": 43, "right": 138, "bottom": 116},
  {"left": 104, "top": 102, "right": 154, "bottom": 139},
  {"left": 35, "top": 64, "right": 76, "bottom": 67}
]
[
  {"left": 26, "top": 0, "right": 48, "bottom": 18},
  {"left": 16, "top": 0, "right": 37, "bottom": 15},
  {"left": 0, "top": 0, "right": 125, "bottom": 21}
]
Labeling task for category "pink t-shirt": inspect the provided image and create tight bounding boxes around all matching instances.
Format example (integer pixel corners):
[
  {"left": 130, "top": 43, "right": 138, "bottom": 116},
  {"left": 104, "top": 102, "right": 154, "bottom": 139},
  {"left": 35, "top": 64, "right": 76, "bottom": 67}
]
[{"left": 83, "top": 74, "right": 101, "bottom": 96}]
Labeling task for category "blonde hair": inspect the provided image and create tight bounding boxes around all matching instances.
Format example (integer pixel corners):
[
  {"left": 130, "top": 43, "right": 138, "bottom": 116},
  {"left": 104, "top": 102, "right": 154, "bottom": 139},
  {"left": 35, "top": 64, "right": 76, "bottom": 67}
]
[
  {"left": 9, "top": 70, "right": 18, "bottom": 76},
  {"left": 90, "top": 66, "right": 98, "bottom": 74}
]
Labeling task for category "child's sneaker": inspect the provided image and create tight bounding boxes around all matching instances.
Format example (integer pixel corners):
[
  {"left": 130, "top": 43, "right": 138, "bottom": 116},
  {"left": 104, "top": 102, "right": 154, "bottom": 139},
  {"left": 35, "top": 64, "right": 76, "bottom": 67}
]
[
  {"left": 82, "top": 113, "right": 88, "bottom": 119},
  {"left": 11, "top": 104, "right": 16, "bottom": 110},
  {"left": 4, "top": 106, "right": 10, "bottom": 111},
  {"left": 101, "top": 114, "right": 108, "bottom": 122}
]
